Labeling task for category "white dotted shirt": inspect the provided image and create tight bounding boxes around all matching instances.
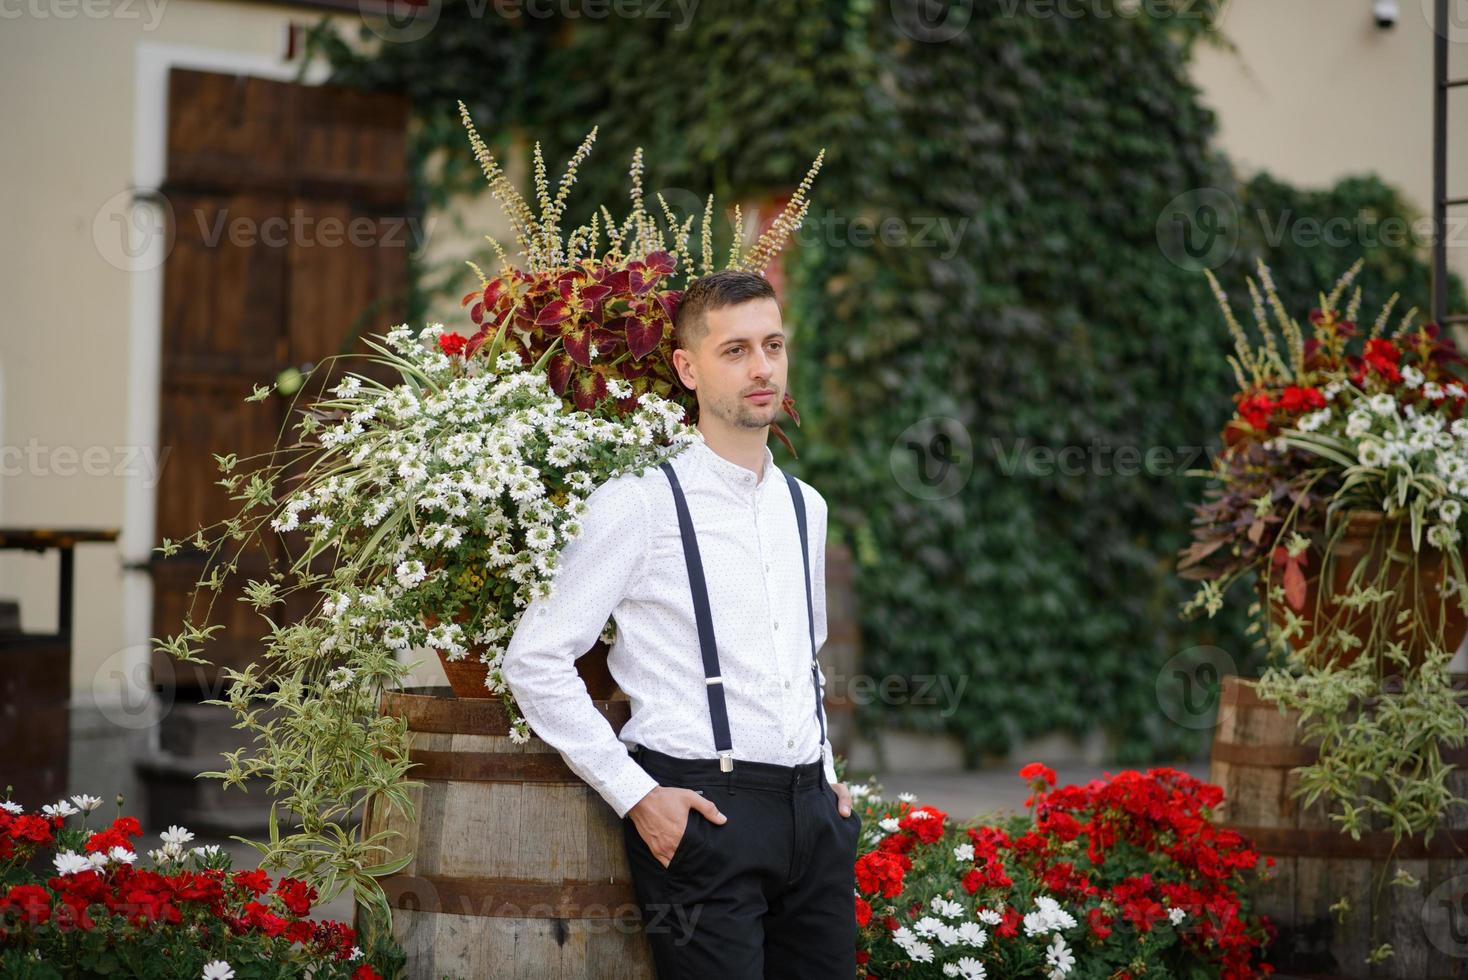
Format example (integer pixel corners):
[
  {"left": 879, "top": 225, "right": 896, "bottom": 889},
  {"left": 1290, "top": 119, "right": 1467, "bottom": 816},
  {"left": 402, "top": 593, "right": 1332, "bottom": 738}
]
[{"left": 503, "top": 432, "right": 837, "bottom": 818}]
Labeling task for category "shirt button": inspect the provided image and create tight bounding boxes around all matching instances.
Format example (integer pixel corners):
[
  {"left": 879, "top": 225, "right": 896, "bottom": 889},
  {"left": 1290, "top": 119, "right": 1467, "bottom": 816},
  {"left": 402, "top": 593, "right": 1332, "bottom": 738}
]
[
  {"left": 764, "top": 562, "right": 770, "bottom": 572},
  {"left": 773, "top": 621, "right": 779, "bottom": 631},
  {"left": 784, "top": 680, "right": 791, "bottom": 689},
  {"left": 787, "top": 738, "right": 795, "bottom": 748}
]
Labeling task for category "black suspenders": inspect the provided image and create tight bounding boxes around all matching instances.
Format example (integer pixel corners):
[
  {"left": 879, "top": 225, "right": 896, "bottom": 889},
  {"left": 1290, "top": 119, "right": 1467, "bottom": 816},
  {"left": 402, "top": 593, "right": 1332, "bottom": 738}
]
[{"left": 659, "top": 460, "right": 828, "bottom": 773}]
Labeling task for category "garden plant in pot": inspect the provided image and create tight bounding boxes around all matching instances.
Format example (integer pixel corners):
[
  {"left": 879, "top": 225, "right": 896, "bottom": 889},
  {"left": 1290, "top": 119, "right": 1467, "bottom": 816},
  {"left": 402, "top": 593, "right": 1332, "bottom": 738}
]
[
  {"left": 150, "top": 104, "right": 825, "bottom": 943},
  {"left": 1177, "top": 258, "right": 1468, "bottom": 968}
]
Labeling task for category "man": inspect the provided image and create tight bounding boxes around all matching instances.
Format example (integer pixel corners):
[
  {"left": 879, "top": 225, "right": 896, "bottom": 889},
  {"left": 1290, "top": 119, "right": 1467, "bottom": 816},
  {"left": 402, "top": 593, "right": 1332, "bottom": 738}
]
[{"left": 503, "top": 268, "right": 860, "bottom": 978}]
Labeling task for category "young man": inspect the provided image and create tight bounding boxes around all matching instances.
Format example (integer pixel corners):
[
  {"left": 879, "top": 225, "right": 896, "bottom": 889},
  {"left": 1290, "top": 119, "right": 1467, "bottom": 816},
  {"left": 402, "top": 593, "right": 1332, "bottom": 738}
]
[{"left": 503, "top": 269, "right": 860, "bottom": 977}]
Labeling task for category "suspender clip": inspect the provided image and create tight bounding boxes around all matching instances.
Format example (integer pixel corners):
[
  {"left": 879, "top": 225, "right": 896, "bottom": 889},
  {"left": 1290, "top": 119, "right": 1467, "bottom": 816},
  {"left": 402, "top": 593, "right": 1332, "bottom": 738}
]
[{"left": 718, "top": 750, "right": 734, "bottom": 772}]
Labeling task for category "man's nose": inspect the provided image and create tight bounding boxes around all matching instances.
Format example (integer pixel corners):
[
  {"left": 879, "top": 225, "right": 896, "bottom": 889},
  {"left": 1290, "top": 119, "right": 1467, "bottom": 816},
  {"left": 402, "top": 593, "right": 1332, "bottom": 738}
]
[{"left": 750, "top": 348, "right": 774, "bottom": 379}]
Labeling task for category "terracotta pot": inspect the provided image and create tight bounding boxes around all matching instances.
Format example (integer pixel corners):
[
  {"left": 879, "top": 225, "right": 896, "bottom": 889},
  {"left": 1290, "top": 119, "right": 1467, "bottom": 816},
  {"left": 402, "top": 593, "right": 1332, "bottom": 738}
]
[
  {"left": 1258, "top": 509, "right": 1468, "bottom": 669},
  {"left": 421, "top": 610, "right": 619, "bottom": 700}
]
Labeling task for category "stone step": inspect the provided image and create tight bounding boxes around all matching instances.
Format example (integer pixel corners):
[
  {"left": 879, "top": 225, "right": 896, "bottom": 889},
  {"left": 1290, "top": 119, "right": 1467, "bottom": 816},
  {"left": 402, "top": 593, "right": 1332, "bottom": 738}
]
[
  {"left": 156, "top": 700, "right": 259, "bottom": 760},
  {"left": 135, "top": 752, "right": 283, "bottom": 837}
]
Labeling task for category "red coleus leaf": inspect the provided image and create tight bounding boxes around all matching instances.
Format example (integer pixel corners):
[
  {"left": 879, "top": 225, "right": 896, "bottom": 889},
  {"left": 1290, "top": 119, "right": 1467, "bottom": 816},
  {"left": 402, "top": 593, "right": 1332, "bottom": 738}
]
[
  {"left": 561, "top": 323, "right": 596, "bottom": 368},
  {"left": 546, "top": 353, "right": 574, "bottom": 395},
  {"left": 625, "top": 315, "right": 667, "bottom": 361},
  {"left": 1271, "top": 546, "right": 1310, "bottom": 612},
  {"left": 536, "top": 299, "right": 573, "bottom": 327},
  {"left": 644, "top": 250, "right": 675, "bottom": 276},
  {"left": 483, "top": 279, "right": 505, "bottom": 308},
  {"left": 628, "top": 263, "right": 657, "bottom": 295},
  {"left": 1283, "top": 561, "right": 1308, "bottom": 612},
  {"left": 602, "top": 269, "right": 631, "bottom": 295},
  {"left": 571, "top": 370, "right": 608, "bottom": 411},
  {"left": 658, "top": 289, "right": 683, "bottom": 322},
  {"left": 581, "top": 283, "right": 612, "bottom": 304}
]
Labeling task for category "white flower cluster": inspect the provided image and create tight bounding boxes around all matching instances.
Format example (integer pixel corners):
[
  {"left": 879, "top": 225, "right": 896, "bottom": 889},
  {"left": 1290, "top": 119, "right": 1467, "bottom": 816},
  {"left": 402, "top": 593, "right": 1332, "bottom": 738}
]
[
  {"left": 892, "top": 895, "right": 1077, "bottom": 979},
  {"left": 260, "top": 322, "right": 698, "bottom": 738},
  {"left": 1285, "top": 381, "right": 1468, "bottom": 550}
]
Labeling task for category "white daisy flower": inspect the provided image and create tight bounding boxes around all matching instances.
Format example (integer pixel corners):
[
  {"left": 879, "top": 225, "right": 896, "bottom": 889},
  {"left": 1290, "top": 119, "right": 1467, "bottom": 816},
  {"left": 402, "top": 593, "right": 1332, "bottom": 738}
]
[
  {"left": 52, "top": 851, "right": 91, "bottom": 876},
  {"left": 69, "top": 794, "right": 102, "bottom": 813},
  {"left": 1045, "top": 934, "right": 1075, "bottom": 977},
  {"left": 956, "top": 920, "right": 987, "bottom": 947},
  {"left": 931, "top": 896, "right": 965, "bottom": 919},
  {"left": 202, "top": 961, "right": 235, "bottom": 980},
  {"left": 160, "top": 825, "right": 195, "bottom": 847}
]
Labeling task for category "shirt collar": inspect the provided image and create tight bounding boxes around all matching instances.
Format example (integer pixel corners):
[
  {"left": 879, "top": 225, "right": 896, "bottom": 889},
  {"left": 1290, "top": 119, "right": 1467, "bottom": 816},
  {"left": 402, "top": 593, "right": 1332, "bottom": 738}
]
[{"left": 690, "top": 432, "right": 777, "bottom": 493}]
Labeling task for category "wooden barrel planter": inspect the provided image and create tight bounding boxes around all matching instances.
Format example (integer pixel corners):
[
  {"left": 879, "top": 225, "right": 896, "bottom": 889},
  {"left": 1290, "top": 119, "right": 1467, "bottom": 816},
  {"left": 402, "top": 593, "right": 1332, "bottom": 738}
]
[
  {"left": 1210, "top": 675, "right": 1468, "bottom": 978},
  {"left": 359, "top": 687, "right": 654, "bottom": 980}
]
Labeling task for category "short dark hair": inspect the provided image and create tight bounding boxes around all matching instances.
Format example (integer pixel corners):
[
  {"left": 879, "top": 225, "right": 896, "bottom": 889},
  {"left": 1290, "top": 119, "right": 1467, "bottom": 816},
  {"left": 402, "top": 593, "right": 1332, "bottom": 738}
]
[{"left": 672, "top": 269, "right": 777, "bottom": 352}]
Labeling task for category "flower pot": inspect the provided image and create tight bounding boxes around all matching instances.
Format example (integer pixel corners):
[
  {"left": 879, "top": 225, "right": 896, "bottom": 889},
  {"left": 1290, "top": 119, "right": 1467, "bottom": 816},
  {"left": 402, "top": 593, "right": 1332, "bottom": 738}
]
[
  {"left": 422, "top": 610, "right": 619, "bottom": 700},
  {"left": 1258, "top": 510, "right": 1468, "bottom": 669}
]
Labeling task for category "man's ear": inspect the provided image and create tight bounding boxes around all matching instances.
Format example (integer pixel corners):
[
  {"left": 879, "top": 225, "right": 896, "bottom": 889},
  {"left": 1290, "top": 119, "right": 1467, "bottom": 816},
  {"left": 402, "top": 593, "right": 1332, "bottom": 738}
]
[{"left": 671, "top": 347, "right": 697, "bottom": 391}]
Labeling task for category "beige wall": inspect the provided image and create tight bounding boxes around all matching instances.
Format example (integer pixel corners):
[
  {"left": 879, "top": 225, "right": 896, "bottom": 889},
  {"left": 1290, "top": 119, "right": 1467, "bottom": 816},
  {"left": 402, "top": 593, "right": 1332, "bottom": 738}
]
[
  {"left": 1192, "top": 0, "right": 1468, "bottom": 288},
  {"left": 0, "top": 1, "right": 508, "bottom": 718}
]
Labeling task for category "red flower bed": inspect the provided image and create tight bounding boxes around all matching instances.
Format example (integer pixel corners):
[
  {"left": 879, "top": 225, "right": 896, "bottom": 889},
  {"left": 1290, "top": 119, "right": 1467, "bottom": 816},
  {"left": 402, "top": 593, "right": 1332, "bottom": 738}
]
[
  {"left": 852, "top": 764, "right": 1274, "bottom": 979},
  {"left": 0, "top": 795, "right": 400, "bottom": 979}
]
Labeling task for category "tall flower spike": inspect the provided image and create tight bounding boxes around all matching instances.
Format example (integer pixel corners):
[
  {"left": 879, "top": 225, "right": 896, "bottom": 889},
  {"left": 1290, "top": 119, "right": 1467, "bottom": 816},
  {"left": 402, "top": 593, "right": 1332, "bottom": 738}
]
[
  {"left": 1345, "top": 286, "right": 1364, "bottom": 326},
  {"left": 700, "top": 194, "right": 715, "bottom": 277},
  {"left": 458, "top": 101, "right": 539, "bottom": 261},
  {"left": 1255, "top": 259, "right": 1301, "bottom": 381},
  {"left": 1394, "top": 306, "right": 1420, "bottom": 339},
  {"left": 739, "top": 149, "right": 825, "bottom": 273},
  {"left": 465, "top": 259, "right": 490, "bottom": 288},
  {"left": 531, "top": 142, "right": 553, "bottom": 264},
  {"left": 727, "top": 203, "right": 743, "bottom": 269},
  {"left": 1205, "top": 268, "right": 1254, "bottom": 371},
  {"left": 1325, "top": 257, "right": 1365, "bottom": 311},
  {"left": 1371, "top": 293, "right": 1400, "bottom": 340}
]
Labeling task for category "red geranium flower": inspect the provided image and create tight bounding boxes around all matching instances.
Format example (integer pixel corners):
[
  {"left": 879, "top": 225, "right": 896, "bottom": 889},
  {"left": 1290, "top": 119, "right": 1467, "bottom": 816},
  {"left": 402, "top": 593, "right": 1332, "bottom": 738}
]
[{"left": 1018, "top": 762, "right": 1056, "bottom": 787}]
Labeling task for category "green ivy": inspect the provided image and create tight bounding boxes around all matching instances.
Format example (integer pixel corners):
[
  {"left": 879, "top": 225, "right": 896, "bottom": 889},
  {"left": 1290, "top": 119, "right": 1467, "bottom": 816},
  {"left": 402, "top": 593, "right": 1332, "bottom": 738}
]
[{"left": 303, "top": 0, "right": 1459, "bottom": 763}]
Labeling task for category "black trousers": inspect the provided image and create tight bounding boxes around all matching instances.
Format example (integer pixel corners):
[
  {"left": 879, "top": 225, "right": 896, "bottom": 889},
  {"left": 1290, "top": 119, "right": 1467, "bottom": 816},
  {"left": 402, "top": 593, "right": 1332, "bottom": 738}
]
[{"left": 622, "top": 746, "right": 862, "bottom": 979}]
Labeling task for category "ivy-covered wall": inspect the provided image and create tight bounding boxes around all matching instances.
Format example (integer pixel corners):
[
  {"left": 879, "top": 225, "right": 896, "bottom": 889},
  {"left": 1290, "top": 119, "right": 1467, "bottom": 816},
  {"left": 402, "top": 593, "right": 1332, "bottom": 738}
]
[{"left": 306, "top": 0, "right": 1460, "bottom": 763}]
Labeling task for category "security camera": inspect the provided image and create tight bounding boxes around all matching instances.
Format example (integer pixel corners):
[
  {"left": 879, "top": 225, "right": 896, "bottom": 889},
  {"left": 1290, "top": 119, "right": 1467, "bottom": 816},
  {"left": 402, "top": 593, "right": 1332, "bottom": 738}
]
[{"left": 1373, "top": 0, "right": 1399, "bottom": 28}]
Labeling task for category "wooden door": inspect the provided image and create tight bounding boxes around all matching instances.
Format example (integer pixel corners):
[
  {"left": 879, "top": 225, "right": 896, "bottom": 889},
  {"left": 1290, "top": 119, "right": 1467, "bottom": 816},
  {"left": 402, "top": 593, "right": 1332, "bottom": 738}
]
[{"left": 151, "top": 69, "right": 410, "bottom": 693}]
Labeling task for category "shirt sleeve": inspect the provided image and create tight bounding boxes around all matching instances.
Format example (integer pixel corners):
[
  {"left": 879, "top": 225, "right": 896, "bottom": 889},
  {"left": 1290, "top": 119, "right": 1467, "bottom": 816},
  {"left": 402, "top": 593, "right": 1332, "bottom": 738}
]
[{"left": 502, "top": 475, "right": 661, "bottom": 818}]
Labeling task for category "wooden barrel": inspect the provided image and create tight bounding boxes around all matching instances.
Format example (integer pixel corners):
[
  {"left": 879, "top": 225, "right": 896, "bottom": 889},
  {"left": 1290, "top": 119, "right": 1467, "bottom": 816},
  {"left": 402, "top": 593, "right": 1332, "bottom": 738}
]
[
  {"left": 1210, "top": 675, "right": 1468, "bottom": 978},
  {"left": 360, "top": 687, "right": 655, "bottom": 980}
]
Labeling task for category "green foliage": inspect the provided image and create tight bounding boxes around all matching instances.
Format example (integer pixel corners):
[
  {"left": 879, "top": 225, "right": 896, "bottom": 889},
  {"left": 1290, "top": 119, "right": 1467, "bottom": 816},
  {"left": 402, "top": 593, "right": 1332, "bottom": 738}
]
[{"left": 303, "top": 0, "right": 1459, "bottom": 763}]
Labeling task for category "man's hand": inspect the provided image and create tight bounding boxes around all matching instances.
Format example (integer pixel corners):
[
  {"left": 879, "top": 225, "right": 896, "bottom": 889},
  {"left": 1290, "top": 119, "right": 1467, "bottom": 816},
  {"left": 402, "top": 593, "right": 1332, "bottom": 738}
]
[
  {"left": 628, "top": 786, "right": 727, "bottom": 868},
  {"left": 832, "top": 781, "right": 853, "bottom": 818}
]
